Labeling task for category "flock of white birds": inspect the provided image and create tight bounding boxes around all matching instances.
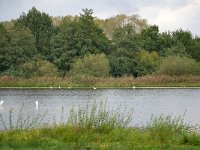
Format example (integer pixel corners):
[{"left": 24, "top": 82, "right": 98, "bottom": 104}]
[
  {"left": 0, "top": 86, "right": 99, "bottom": 109},
  {"left": 0, "top": 86, "right": 137, "bottom": 109}
]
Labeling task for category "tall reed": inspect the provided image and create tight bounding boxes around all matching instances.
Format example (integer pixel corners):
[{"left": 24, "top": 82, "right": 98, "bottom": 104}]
[{"left": 67, "top": 100, "right": 133, "bottom": 132}]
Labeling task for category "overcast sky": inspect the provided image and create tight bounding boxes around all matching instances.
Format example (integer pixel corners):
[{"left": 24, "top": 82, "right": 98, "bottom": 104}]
[{"left": 0, "top": 0, "right": 200, "bottom": 35}]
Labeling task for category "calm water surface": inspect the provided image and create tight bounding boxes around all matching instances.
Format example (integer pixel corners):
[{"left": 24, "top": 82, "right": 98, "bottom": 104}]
[{"left": 0, "top": 89, "right": 200, "bottom": 128}]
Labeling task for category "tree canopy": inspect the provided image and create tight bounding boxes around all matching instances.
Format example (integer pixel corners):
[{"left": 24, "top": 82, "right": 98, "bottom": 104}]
[{"left": 0, "top": 7, "right": 200, "bottom": 77}]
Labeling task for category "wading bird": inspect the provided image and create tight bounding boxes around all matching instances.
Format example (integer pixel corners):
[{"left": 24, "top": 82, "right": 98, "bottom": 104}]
[
  {"left": 0, "top": 101, "right": 4, "bottom": 106},
  {"left": 36, "top": 101, "right": 38, "bottom": 109}
]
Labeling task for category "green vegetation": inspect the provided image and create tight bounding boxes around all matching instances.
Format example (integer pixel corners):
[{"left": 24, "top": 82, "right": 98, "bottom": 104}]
[
  {"left": 70, "top": 54, "right": 110, "bottom": 77},
  {"left": 0, "top": 101, "right": 200, "bottom": 149},
  {"left": 0, "top": 76, "right": 200, "bottom": 88},
  {"left": 1, "top": 7, "right": 200, "bottom": 80},
  {"left": 157, "top": 56, "right": 200, "bottom": 76}
]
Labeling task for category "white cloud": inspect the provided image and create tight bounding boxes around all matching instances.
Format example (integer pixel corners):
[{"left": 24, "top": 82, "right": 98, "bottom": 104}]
[
  {"left": 0, "top": 0, "right": 200, "bottom": 35},
  {"left": 137, "top": 0, "right": 200, "bottom": 35}
]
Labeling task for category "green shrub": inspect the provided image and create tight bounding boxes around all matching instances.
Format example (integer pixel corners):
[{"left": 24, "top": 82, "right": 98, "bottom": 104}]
[
  {"left": 157, "top": 56, "right": 200, "bottom": 76},
  {"left": 20, "top": 59, "right": 58, "bottom": 77},
  {"left": 136, "top": 50, "right": 160, "bottom": 76},
  {"left": 70, "top": 53, "right": 110, "bottom": 77}
]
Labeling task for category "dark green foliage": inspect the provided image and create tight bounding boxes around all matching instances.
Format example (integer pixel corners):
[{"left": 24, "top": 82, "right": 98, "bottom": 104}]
[
  {"left": 51, "top": 18, "right": 78, "bottom": 75},
  {"left": 16, "top": 7, "right": 54, "bottom": 60},
  {"left": 188, "top": 37, "right": 200, "bottom": 62},
  {"left": 163, "top": 42, "right": 188, "bottom": 57},
  {"left": 110, "top": 24, "right": 140, "bottom": 77},
  {"left": 0, "top": 24, "right": 10, "bottom": 72},
  {"left": 0, "top": 25, "right": 36, "bottom": 74},
  {"left": 8, "top": 27, "right": 36, "bottom": 65},
  {"left": 113, "top": 24, "right": 140, "bottom": 51},
  {"left": 140, "top": 25, "right": 163, "bottom": 52},
  {"left": 1, "top": 8, "right": 200, "bottom": 77},
  {"left": 75, "top": 9, "right": 110, "bottom": 55},
  {"left": 172, "top": 29, "right": 193, "bottom": 51},
  {"left": 51, "top": 9, "right": 111, "bottom": 76},
  {"left": 109, "top": 54, "right": 137, "bottom": 77}
]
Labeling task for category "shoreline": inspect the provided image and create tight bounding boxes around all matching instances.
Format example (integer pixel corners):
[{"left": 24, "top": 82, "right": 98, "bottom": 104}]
[
  {"left": 1, "top": 75, "right": 200, "bottom": 88},
  {"left": 0, "top": 86, "right": 200, "bottom": 89}
]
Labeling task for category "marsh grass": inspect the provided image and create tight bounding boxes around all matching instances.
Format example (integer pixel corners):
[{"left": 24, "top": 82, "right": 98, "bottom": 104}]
[
  {"left": 68, "top": 100, "right": 133, "bottom": 132},
  {"left": 0, "top": 104, "right": 48, "bottom": 130},
  {"left": 0, "top": 75, "right": 200, "bottom": 87},
  {"left": 146, "top": 114, "right": 187, "bottom": 143},
  {"left": 0, "top": 101, "right": 200, "bottom": 149}
]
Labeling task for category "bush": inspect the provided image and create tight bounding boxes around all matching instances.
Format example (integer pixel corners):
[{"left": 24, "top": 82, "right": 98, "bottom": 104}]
[
  {"left": 20, "top": 59, "right": 58, "bottom": 77},
  {"left": 136, "top": 50, "right": 160, "bottom": 76},
  {"left": 70, "top": 53, "right": 110, "bottom": 77},
  {"left": 157, "top": 56, "right": 200, "bottom": 76}
]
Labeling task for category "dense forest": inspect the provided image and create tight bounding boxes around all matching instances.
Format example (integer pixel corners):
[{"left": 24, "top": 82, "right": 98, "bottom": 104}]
[{"left": 0, "top": 7, "right": 200, "bottom": 78}]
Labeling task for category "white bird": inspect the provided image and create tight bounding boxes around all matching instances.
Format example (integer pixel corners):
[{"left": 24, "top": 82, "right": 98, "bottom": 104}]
[
  {"left": 68, "top": 86, "right": 71, "bottom": 89},
  {"left": 50, "top": 86, "right": 53, "bottom": 89},
  {"left": 93, "top": 87, "right": 96, "bottom": 90},
  {"left": 133, "top": 86, "right": 136, "bottom": 89},
  {"left": 35, "top": 101, "right": 38, "bottom": 109},
  {"left": 59, "top": 86, "right": 61, "bottom": 89},
  {"left": 0, "top": 101, "right": 4, "bottom": 106}
]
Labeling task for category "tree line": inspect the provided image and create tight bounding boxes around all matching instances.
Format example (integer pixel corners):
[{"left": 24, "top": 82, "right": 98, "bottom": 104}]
[{"left": 0, "top": 7, "right": 200, "bottom": 78}]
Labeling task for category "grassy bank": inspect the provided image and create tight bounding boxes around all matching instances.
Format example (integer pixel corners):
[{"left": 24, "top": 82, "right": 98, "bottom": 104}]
[
  {"left": 0, "top": 75, "right": 200, "bottom": 88},
  {"left": 0, "top": 101, "right": 200, "bottom": 149}
]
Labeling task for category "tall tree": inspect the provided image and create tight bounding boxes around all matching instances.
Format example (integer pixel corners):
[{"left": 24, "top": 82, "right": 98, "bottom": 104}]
[
  {"left": 0, "top": 24, "right": 10, "bottom": 72},
  {"left": 95, "top": 14, "right": 148, "bottom": 39},
  {"left": 75, "top": 8, "right": 110, "bottom": 55},
  {"left": 0, "top": 24, "right": 36, "bottom": 74},
  {"left": 139, "top": 25, "right": 163, "bottom": 52},
  {"left": 172, "top": 29, "right": 193, "bottom": 49},
  {"left": 51, "top": 9, "right": 110, "bottom": 76},
  {"left": 16, "top": 7, "right": 54, "bottom": 60},
  {"left": 189, "top": 37, "right": 200, "bottom": 62},
  {"left": 51, "top": 18, "right": 78, "bottom": 75},
  {"left": 109, "top": 24, "right": 140, "bottom": 77}
]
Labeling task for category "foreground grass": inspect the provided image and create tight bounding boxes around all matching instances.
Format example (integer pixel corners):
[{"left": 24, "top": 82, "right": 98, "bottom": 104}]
[
  {"left": 0, "top": 75, "right": 200, "bottom": 87},
  {"left": 1, "top": 126, "right": 200, "bottom": 150},
  {"left": 1, "top": 101, "right": 200, "bottom": 149}
]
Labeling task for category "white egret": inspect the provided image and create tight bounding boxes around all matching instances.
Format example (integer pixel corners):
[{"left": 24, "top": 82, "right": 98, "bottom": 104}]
[
  {"left": 50, "top": 86, "right": 53, "bottom": 89},
  {"left": 36, "top": 101, "right": 38, "bottom": 109},
  {"left": 93, "top": 87, "right": 96, "bottom": 90},
  {"left": 133, "top": 86, "right": 136, "bottom": 89},
  {"left": 0, "top": 101, "right": 4, "bottom": 106},
  {"left": 59, "top": 86, "right": 61, "bottom": 89},
  {"left": 68, "top": 86, "right": 71, "bottom": 89}
]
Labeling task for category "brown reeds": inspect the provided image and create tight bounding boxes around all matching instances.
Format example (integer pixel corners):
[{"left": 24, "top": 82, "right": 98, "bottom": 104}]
[{"left": 0, "top": 75, "right": 200, "bottom": 87}]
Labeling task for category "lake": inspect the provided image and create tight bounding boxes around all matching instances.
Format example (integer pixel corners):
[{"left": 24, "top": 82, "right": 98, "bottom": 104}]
[{"left": 0, "top": 88, "right": 200, "bottom": 129}]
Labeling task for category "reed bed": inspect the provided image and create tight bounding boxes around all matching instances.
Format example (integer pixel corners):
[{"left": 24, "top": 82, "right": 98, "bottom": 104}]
[{"left": 0, "top": 75, "right": 200, "bottom": 87}]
